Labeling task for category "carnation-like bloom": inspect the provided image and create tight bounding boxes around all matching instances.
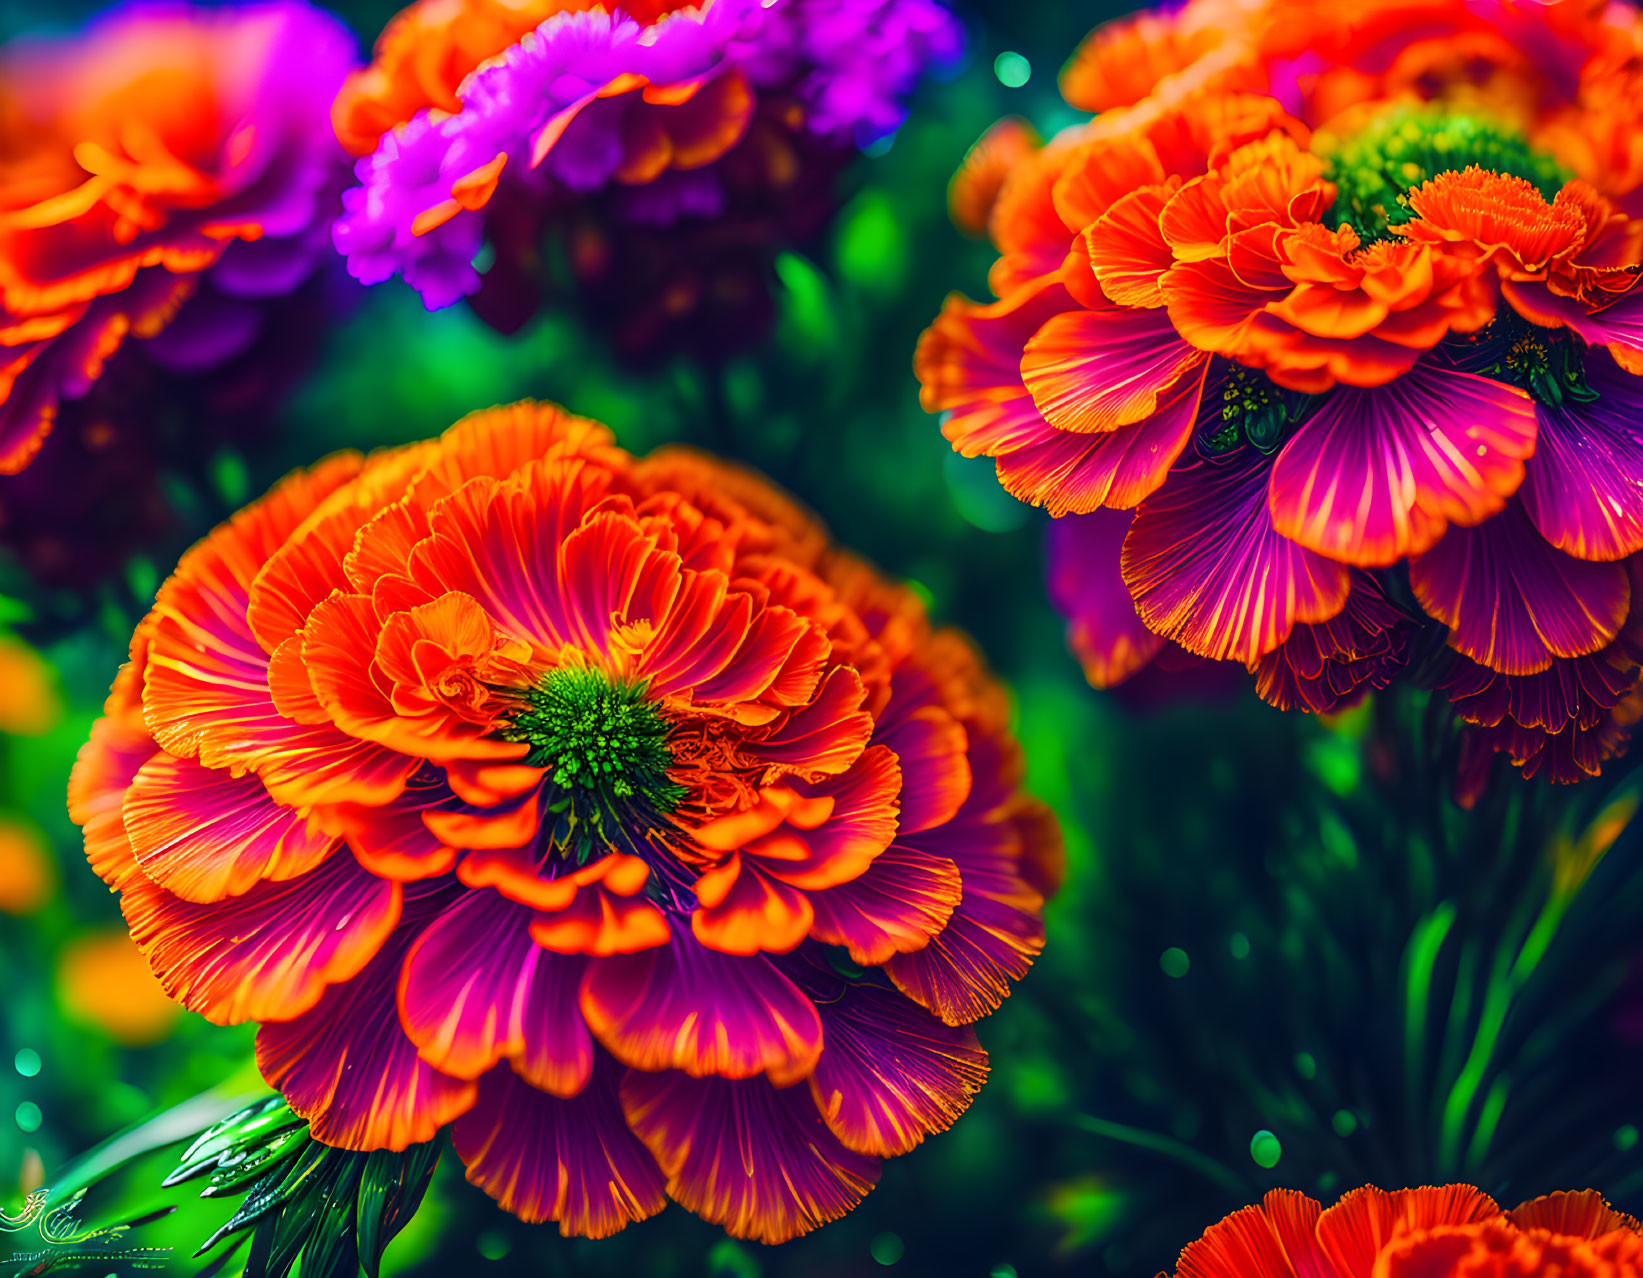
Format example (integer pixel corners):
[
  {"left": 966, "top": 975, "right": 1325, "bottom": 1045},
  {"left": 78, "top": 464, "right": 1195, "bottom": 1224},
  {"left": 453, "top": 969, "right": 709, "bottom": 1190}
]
[
  {"left": 0, "top": 1, "right": 354, "bottom": 474},
  {"left": 918, "top": 0, "right": 1643, "bottom": 790},
  {"left": 1170, "top": 1184, "right": 1643, "bottom": 1278},
  {"left": 332, "top": 0, "right": 961, "bottom": 327},
  {"left": 70, "top": 403, "right": 1059, "bottom": 1242}
]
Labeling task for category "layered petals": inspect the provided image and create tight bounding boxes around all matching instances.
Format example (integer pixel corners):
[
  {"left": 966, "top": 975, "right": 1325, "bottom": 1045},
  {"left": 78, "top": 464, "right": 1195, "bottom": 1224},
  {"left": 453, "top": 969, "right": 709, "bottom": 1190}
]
[{"left": 77, "top": 401, "right": 1055, "bottom": 1243}]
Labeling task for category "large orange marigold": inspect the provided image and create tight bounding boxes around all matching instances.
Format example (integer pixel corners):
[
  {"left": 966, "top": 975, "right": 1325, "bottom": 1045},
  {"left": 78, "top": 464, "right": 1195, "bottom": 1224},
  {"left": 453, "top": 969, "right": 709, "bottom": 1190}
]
[{"left": 70, "top": 403, "right": 1060, "bottom": 1243}]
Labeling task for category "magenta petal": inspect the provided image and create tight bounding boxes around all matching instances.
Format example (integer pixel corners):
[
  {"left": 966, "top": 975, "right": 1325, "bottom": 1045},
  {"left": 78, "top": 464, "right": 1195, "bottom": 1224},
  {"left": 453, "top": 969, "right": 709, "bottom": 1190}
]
[
  {"left": 399, "top": 890, "right": 593, "bottom": 1095},
  {"left": 890, "top": 808, "right": 1046, "bottom": 1026},
  {"left": 621, "top": 1070, "right": 882, "bottom": 1244},
  {"left": 1252, "top": 571, "right": 1410, "bottom": 714},
  {"left": 453, "top": 1057, "right": 665, "bottom": 1237},
  {"left": 123, "top": 752, "right": 336, "bottom": 902},
  {"left": 1047, "top": 508, "right": 1166, "bottom": 688},
  {"left": 808, "top": 844, "right": 961, "bottom": 966},
  {"left": 256, "top": 922, "right": 478, "bottom": 1151},
  {"left": 1504, "top": 279, "right": 1643, "bottom": 370},
  {"left": 1411, "top": 500, "right": 1631, "bottom": 675},
  {"left": 876, "top": 704, "right": 970, "bottom": 836},
  {"left": 1021, "top": 305, "right": 1205, "bottom": 433},
  {"left": 1268, "top": 363, "right": 1536, "bottom": 567},
  {"left": 1519, "top": 349, "right": 1643, "bottom": 562},
  {"left": 808, "top": 979, "right": 988, "bottom": 1157},
  {"left": 1122, "top": 447, "right": 1351, "bottom": 664},
  {"left": 994, "top": 358, "right": 1205, "bottom": 514},
  {"left": 580, "top": 927, "right": 823, "bottom": 1086},
  {"left": 122, "top": 844, "right": 401, "bottom": 1026}
]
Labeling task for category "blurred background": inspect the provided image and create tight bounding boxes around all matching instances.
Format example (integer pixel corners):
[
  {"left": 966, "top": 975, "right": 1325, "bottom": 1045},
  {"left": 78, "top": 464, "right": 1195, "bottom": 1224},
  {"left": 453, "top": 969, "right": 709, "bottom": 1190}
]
[{"left": 5, "top": 1, "right": 1643, "bottom": 1275}]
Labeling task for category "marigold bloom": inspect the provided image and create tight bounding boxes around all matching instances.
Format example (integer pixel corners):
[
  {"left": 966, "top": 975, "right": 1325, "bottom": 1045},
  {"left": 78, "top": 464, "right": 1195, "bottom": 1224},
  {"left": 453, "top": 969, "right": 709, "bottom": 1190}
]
[
  {"left": 332, "top": 0, "right": 960, "bottom": 348},
  {"left": 70, "top": 402, "right": 1059, "bottom": 1242},
  {"left": 0, "top": 2, "right": 354, "bottom": 474},
  {"left": 917, "top": 0, "right": 1643, "bottom": 790},
  {"left": 1170, "top": 1184, "right": 1643, "bottom": 1278}
]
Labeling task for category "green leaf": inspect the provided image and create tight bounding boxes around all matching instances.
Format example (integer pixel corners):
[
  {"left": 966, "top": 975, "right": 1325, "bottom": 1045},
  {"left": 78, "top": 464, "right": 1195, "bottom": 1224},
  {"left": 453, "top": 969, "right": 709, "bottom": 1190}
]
[{"left": 356, "top": 1142, "right": 442, "bottom": 1278}]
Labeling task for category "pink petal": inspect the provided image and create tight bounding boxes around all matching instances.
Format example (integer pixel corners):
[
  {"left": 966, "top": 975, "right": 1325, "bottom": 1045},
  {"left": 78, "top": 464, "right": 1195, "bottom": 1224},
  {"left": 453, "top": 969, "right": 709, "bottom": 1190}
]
[
  {"left": 1520, "top": 350, "right": 1643, "bottom": 561},
  {"left": 1047, "top": 508, "right": 1167, "bottom": 688},
  {"left": 580, "top": 927, "right": 823, "bottom": 1086},
  {"left": 1411, "top": 501, "right": 1630, "bottom": 675},
  {"left": 994, "top": 358, "right": 1206, "bottom": 514},
  {"left": 453, "top": 1058, "right": 664, "bottom": 1237},
  {"left": 256, "top": 915, "right": 478, "bottom": 1151},
  {"left": 1021, "top": 304, "right": 1205, "bottom": 433},
  {"left": 1122, "top": 448, "right": 1351, "bottom": 664},
  {"left": 807, "top": 844, "right": 962, "bottom": 966},
  {"left": 1268, "top": 363, "right": 1536, "bottom": 567},
  {"left": 122, "top": 844, "right": 401, "bottom": 1026},
  {"left": 805, "top": 974, "right": 988, "bottom": 1157},
  {"left": 621, "top": 1069, "right": 882, "bottom": 1244},
  {"left": 1252, "top": 572, "right": 1410, "bottom": 713},
  {"left": 399, "top": 890, "right": 593, "bottom": 1095},
  {"left": 123, "top": 752, "right": 336, "bottom": 903}
]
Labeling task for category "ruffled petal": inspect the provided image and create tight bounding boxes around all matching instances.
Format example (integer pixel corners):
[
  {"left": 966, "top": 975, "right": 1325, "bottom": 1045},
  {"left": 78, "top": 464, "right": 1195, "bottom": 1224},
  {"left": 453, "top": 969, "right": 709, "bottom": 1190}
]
[
  {"left": 621, "top": 1069, "right": 882, "bottom": 1244},
  {"left": 1268, "top": 364, "right": 1536, "bottom": 566},
  {"left": 123, "top": 752, "right": 336, "bottom": 903},
  {"left": 580, "top": 928, "right": 823, "bottom": 1085},
  {"left": 122, "top": 847, "right": 400, "bottom": 1026},
  {"left": 1519, "top": 350, "right": 1643, "bottom": 562},
  {"left": 1123, "top": 448, "right": 1351, "bottom": 664},
  {"left": 1021, "top": 305, "right": 1206, "bottom": 433},
  {"left": 399, "top": 889, "right": 593, "bottom": 1095},
  {"left": 453, "top": 1057, "right": 665, "bottom": 1237},
  {"left": 1411, "top": 502, "right": 1630, "bottom": 675},
  {"left": 256, "top": 919, "right": 479, "bottom": 1151},
  {"left": 1313, "top": 1185, "right": 1502, "bottom": 1278},
  {"left": 806, "top": 976, "right": 988, "bottom": 1157}
]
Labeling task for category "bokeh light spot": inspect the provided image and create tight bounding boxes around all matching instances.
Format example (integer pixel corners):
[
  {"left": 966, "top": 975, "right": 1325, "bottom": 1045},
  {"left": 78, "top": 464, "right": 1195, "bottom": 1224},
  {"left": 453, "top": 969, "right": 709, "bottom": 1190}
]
[
  {"left": 476, "top": 1230, "right": 510, "bottom": 1260},
  {"left": 1229, "top": 931, "right": 1251, "bottom": 959},
  {"left": 1160, "top": 947, "right": 1190, "bottom": 978},
  {"left": 871, "top": 1233, "right": 906, "bottom": 1265},
  {"left": 944, "top": 452, "right": 1029, "bottom": 533},
  {"left": 993, "top": 51, "right": 1031, "bottom": 88},
  {"left": 1294, "top": 1052, "right": 1316, "bottom": 1080},
  {"left": 15, "top": 1101, "right": 41, "bottom": 1133},
  {"left": 1617, "top": 1125, "right": 1640, "bottom": 1152},
  {"left": 1250, "top": 1130, "right": 1282, "bottom": 1168},
  {"left": 1332, "top": 1110, "right": 1358, "bottom": 1137},
  {"left": 14, "top": 1048, "right": 40, "bottom": 1078}
]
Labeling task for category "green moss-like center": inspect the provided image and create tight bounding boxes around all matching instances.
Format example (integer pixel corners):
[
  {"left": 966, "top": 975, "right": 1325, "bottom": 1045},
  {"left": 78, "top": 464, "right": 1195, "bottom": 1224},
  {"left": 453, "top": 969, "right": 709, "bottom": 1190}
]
[
  {"left": 1319, "top": 107, "right": 1570, "bottom": 241},
  {"left": 1443, "top": 309, "right": 1599, "bottom": 408},
  {"left": 1204, "top": 364, "right": 1310, "bottom": 454},
  {"left": 502, "top": 667, "right": 683, "bottom": 816}
]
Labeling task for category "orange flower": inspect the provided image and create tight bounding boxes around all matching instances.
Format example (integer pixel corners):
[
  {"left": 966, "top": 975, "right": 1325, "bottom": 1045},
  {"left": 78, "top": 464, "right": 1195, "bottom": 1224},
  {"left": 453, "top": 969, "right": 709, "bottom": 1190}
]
[
  {"left": 0, "top": 2, "right": 353, "bottom": 472},
  {"left": 74, "top": 402, "right": 1058, "bottom": 1242},
  {"left": 1172, "top": 1185, "right": 1643, "bottom": 1278},
  {"left": 915, "top": 0, "right": 1643, "bottom": 789}
]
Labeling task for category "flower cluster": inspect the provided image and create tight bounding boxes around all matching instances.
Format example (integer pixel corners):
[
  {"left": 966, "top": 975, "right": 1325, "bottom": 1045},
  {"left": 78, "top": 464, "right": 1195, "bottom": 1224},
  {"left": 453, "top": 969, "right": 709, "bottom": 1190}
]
[
  {"left": 71, "top": 403, "right": 1059, "bottom": 1242},
  {"left": 332, "top": 0, "right": 960, "bottom": 350},
  {"left": 1173, "top": 1184, "right": 1643, "bottom": 1278},
  {"left": 0, "top": 1, "right": 354, "bottom": 475},
  {"left": 917, "top": 0, "right": 1643, "bottom": 790}
]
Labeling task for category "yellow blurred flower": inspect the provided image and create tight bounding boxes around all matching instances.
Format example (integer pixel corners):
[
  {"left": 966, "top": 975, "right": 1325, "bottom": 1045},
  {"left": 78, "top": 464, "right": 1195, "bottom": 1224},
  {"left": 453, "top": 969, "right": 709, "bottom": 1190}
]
[
  {"left": 0, "top": 816, "right": 52, "bottom": 914},
  {"left": 0, "top": 636, "right": 60, "bottom": 736},
  {"left": 57, "top": 930, "right": 179, "bottom": 1045}
]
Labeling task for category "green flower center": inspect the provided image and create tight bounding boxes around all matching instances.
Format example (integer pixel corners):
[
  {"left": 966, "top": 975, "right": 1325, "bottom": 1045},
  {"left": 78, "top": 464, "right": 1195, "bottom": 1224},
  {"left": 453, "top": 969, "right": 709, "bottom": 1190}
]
[
  {"left": 1318, "top": 107, "right": 1570, "bottom": 241},
  {"left": 1204, "top": 364, "right": 1311, "bottom": 455},
  {"left": 501, "top": 666, "right": 684, "bottom": 835},
  {"left": 1443, "top": 309, "right": 1599, "bottom": 408}
]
